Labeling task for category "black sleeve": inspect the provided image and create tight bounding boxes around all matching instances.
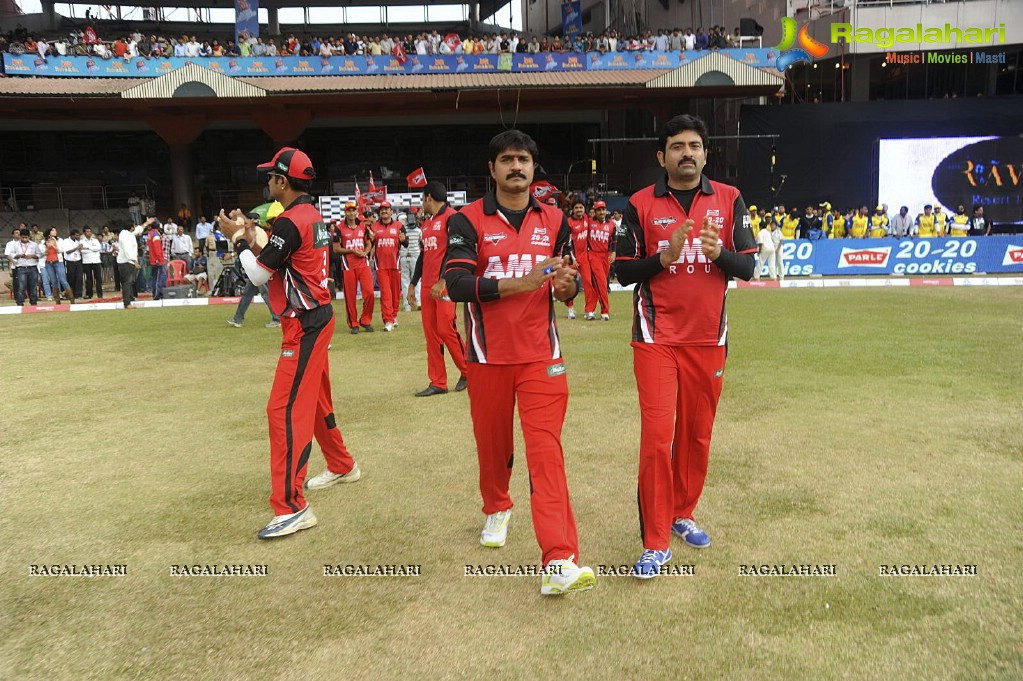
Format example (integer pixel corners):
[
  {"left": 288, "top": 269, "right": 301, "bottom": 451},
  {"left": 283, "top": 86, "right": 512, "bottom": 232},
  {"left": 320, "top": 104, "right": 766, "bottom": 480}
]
[
  {"left": 615, "top": 200, "right": 666, "bottom": 286},
  {"left": 555, "top": 215, "right": 575, "bottom": 262},
  {"left": 257, "top": 217, "right": 302, "bottom": 271},
  {"left": 410, "top": 250, "right": 424, "bottom": 287},
  {"left": 442, "top": 213, "right": 500, "bottom": 303},
  {"left": 713, "top": 194, "right": 756, "bottom": 281}
]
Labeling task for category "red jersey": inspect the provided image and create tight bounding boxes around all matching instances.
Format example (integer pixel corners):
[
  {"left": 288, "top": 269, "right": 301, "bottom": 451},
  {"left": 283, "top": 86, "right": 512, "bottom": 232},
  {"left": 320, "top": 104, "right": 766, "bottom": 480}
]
[
  {"left": 444, "top": 193, "right": 573, "bottom": 365},
  {"left": 335, "top": 220, "right": 372, "bottom": 271},
  {"left": 587, "top": 218, "right": 615, "bottom": 253},
  {"left": 421, "top": 203, "right": 454, "bottom": 288},
  {"left": 255, "top": 194, "right": 333, "bottom": 318},
  {"left": 372, "top": 220, "right": 402, "bottom": 270},
  {"left": 568, "top": 216, "right": 589, "bottom": 256},
  {"left": 146, "top": 229, "right": 166, "bottom": 265},
  {"left": 617, "top": 175, "right": 757, "bottom": 346}
]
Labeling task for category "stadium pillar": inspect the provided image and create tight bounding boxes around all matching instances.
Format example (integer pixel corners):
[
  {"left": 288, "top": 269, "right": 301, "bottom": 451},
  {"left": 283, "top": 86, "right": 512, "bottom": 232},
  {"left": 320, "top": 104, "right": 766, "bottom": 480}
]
[
  {"left": 41, "top": 0, "right": 58, "bottom": 30},
  {"left": 253, "top": 109, "right": 311, "bottom": 146},
  {"left": 850, "top": 59, "right": 870, "bottom": 102},
  {"left": 145, "top": 114, "right": 206, "bottom": 228},
  {"left": 268, "top": 7, "right": 280, "bottom": 37}
]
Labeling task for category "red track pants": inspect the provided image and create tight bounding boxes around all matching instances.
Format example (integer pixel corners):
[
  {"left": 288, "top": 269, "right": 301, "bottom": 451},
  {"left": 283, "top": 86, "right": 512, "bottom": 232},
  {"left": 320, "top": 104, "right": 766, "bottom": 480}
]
[
  {"left": 585, "top": 251, "right": 611, "bottom": 315},
  {"left": 564, "top": 255, "right": 592, "bottom": 311},
  {"left": 267, "top": 307, "right": 355, "bottom": 516},
  {"left": 342, "top": 266, "right": 374, "bottom": 328},
  {"left": 377, "top": 268, "right": 401, "bottom": 324},
  {"left": 466, "top": 360, "right": 580, "bottom": 565},
  {"left": 420, "top": 293, "right": 467, "bottom": 390},
  {"left": 633, "top": 343, "right": 726, "bottom": 551}
]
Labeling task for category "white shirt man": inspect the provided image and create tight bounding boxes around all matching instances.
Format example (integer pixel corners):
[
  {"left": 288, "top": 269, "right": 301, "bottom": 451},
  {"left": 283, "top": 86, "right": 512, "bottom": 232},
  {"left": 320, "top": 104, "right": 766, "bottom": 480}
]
[
  {"left": 428, "top": 30, "right": 442, "bottom": 54},
  {"left": 653, "top": 32, "right": 669, "bottom": 52},
  {"left": 117, "top": 223, "right": 147, "bottom": 308},
  {"left": 415, "top": 36, "right": 429, "bottom": 55},
  {"left": 80, "top": 232, "right": 102, "bottom": 265},
  {"left": 163, "top": 219, "right": 178, "bottom": 237},
  {"left": 755, "top": 224, "right": 777, "bottom": 280},
  {"left": 683, "top": 31, "right": 696, "bottom": 51},
  {"left": 195, "top": 217, "right": 213, "bottom": 250},
  {"left": 171, "top": 229, "right": 193, "bottom": 261}
]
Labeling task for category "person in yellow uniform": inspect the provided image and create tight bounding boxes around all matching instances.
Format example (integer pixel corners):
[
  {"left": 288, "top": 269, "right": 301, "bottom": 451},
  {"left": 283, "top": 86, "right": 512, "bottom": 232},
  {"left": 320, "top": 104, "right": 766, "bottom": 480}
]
[
  {"left": 933, "top": 204, "right": 948, "bottom": 236},
  {"left": 849, "top": 206, "right": 869, "bottom": 238},
  {"left": 781, "top": 208, "right": 800, "bottom": 239},
  {"left": 749, "top": 205, "right": 761, "bottom": 239},
  {"left": 869, "top": 205, "right": 889, "bottom": 238},
  {"left": 830, "top": 207, "right": 846, "bottom": 238},
  {"left": 914, "top": 204, "right": 938, "bottom": 238},
  {"left": 949, "top": 204, "right": 970, "bottom": 237}
]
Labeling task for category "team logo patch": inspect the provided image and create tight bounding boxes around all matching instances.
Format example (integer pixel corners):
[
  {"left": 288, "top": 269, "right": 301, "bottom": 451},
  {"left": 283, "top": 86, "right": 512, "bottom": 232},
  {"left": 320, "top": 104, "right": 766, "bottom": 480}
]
[
  {"left": 281, "top": 349, "right": 295, "bottom": 358},
  {"left": 448, "top": 234, "right": 466, "bottom": 246},
  {"left": 547, "top": 362, "right": 566, "bottom": 378},
  {"left": 652, "top": 216, "right": 678, "bottom": 230},
  {"left": 483, "top": 232, "right": 508, "bottom": 244}
]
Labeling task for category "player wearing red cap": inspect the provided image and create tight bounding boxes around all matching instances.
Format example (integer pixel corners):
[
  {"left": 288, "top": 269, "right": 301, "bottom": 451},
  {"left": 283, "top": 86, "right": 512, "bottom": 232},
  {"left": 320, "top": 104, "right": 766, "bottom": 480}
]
[
  {"left": 615, "top": 115, "right": 756, "bottom": 577},
  {"left": 371, "top": 201, "right": 406, "bottom": 332},
  {"left": 585, "top": 200, "right": 615, "bottom": 320},
  {"left": 226, "top": 147, "right": 361, "bottom": 540},
  {"left": 563, "top": 200, "right": 591, "bottom": 320},
  {"left": 408, "top": 181, "right": 468, "bottom": 396},
  {"left": 334, "top": 200, "right": 376, "bottom": 333},
  {"left": 443, "top": 130, "right": 596, "bottom": 596}
]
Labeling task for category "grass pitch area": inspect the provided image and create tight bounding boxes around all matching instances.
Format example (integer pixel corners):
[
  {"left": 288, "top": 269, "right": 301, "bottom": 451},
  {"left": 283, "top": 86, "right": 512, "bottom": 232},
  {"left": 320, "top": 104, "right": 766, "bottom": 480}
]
[{"left": 2, "top": 287, "right": 1021, "bottom": 680}]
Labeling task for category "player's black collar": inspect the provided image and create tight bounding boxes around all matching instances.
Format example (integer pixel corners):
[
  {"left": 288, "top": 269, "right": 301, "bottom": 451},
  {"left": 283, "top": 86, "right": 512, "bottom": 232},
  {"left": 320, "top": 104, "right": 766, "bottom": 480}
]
[
  {"left": 654, "top": 174, "right": 714, "bottom": 198},
  {"left": 483, "top": 190, "right": 542, "bottom": 215},
  {"left": 283, "top": 194, "right": 316, "bottom": 210}
]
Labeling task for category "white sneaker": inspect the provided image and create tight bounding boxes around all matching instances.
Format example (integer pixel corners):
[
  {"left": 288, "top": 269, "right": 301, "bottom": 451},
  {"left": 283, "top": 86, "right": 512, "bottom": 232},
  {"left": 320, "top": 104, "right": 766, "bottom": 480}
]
[
  {"left": 265, "top": 320, "right": 281, "bottom": 328},
  {"left": 480, "top": 509, "right": 512, "bottom": 547},
  {"left": 540, "top": 557, "right": 597, "bottom": 596},
  {"left": 257, "top": 505, "right": 317, "bottom": 540},
  {"left": 601, "top": 314, "right": 610, "bottom": 321},
  {"left": 305, "top": 462, "right": 361, "bottom": 489},
  {"left": 383, "top": 322, "right": 394, "bottom": 332},
  {"left": 584, "top": 313, "right": 596, "bottom": 321},
  {"left": 567, "top": 308, "right": 576, "bottom": 320}
]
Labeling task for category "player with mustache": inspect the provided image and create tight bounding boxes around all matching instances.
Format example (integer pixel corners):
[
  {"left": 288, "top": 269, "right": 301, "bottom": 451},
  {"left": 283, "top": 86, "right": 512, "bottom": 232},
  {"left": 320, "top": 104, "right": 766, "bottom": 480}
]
[{"left": 615, "top": 115, "right": 757, "bottom": 578}]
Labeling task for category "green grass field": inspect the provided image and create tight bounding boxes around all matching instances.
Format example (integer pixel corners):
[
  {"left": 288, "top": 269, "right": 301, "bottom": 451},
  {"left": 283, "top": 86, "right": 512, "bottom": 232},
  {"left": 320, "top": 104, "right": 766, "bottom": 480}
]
[{"left": 2, "top": 287, "right": 1022, "bottom": 680}]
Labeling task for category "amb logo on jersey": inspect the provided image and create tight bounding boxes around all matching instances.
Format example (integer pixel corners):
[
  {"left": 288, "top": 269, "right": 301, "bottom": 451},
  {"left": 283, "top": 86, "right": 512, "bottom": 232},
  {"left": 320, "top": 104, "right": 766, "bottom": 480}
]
[{"left": 652, "top": 216, "right": 678, "bottom": 230}]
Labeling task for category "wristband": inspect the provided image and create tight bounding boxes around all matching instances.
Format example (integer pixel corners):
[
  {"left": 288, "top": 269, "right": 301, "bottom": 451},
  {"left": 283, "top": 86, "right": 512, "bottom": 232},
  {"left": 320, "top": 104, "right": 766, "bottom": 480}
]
[{"left": 234, "top": 238, "right": 251, "bottom": 254}]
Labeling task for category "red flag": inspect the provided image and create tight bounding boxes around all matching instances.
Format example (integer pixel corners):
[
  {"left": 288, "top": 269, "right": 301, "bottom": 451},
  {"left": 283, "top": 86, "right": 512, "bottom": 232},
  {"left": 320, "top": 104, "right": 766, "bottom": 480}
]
[
  {"left": 407, "top": 167, "right": 427, "bottom": 188},
  {"left": 530, "top": 180, "right": 560, "bottom": 201},
  {"left": 354, "top": 182, "right": 368, "bottom": 214},
  {"left": 444, "top": 33, "right": 462, "bottom": 54},
  {"left": 84, "top": 26, "right": 98, "bottom": 44},
  {"left": 364, "top": 186, "right": 388, "bottom": 205},
  {"left": 368, "top": 171, "right": 376, "bottom": 192},
  {"left": 392, "top": 43, "right": 407, "bottom": 65}
]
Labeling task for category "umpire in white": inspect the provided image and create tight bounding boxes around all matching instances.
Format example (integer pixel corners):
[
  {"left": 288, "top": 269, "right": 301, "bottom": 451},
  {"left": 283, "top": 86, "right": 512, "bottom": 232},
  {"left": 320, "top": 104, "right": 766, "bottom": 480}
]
[{"left": 398, "top": 209, "right": 422, "bottom": 310}]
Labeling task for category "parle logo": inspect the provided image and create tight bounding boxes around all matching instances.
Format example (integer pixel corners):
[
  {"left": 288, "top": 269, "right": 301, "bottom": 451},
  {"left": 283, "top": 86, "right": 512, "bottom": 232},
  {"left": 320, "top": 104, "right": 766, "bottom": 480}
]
[
  {"left": 775, "top": 18, "right": 829, "bottom": 70},
  {"left": 838, "top": 246, "right": 892, "bottom": 268}
]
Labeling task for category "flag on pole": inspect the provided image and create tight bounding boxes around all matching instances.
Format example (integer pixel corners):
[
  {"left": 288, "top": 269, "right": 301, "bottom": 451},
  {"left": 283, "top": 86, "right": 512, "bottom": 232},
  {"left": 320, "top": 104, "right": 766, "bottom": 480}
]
[
  {"left": 530, "top": 180, "right": 560, "bottom": 201},
  {"left": 407, "top": 167, "right": 427, "bottom": 188},
  {"left": 392, "top": 43, "right": 407, "bottom": 65}
]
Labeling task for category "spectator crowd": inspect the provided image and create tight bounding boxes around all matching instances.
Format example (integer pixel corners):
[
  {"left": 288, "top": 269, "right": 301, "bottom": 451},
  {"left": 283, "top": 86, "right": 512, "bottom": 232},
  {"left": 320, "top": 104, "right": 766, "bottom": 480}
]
[{"left": 0, "top": 22, "right": 750, "bottom": 64}]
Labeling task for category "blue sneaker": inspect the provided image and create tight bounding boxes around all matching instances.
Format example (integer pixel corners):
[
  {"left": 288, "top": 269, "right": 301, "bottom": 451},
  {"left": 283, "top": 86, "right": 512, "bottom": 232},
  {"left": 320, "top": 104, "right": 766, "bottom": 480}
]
[
  {"left": 257, "top": 505, "right": 317, "bottom": 540},
  {"left": 632, "top": 548, "right": 672, "bottom": 579},
  {"left": 672, "top": 518, "right": 711, "bottom": 548}
]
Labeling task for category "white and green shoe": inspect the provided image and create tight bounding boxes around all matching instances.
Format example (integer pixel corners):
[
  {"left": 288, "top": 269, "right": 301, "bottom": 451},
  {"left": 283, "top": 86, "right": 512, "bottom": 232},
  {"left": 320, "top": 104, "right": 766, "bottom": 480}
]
[
  {"left": 480, "top": 509, "right": 512, "bottom": 547},
  {"left": 541, "top": 558, "right": 596, "bottom": 596}
]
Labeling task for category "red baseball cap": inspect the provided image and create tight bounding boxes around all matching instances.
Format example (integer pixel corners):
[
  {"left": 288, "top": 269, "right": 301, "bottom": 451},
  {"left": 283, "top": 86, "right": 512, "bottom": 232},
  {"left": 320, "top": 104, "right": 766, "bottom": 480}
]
[
  {"left": 344, "top": 200, "right": 357, "bottom": 209},
  {"left": 379, "top": 201, "right": 392, "bottom": 209},
  {"left": 593, "top": 200, "right": 606, "bottom": 209},
  {"left": 257, "top": 147, "right": 316, "bottom": 181}
]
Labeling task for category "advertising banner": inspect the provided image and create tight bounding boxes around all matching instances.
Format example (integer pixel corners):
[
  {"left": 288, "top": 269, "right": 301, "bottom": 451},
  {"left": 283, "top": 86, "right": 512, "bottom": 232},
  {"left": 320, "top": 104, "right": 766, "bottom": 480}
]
[{"left": 760, "top": 236, "right": 1023, "bottom": 278}]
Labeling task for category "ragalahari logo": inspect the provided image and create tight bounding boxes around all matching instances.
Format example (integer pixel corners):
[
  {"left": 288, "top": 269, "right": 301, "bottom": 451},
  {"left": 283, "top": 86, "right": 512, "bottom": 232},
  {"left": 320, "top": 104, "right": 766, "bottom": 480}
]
[
  {"left": 838, "top": 246, "right": 892, "bottom": 268},
  {"left": 1002, "top": 245, "right": 1023, "bottom": 267},
  {"left": 775, "top": 18, "right": 829, "bottom": 70}
]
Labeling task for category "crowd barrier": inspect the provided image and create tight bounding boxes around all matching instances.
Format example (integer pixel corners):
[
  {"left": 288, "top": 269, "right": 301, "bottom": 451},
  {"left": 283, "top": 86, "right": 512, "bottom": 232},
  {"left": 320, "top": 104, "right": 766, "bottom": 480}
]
[
  {"left": 2, "top": 48, "right": 779, "bottom": 78},
  {"left": 765, "top": 235, "right": 1023, "bottom": 277}
]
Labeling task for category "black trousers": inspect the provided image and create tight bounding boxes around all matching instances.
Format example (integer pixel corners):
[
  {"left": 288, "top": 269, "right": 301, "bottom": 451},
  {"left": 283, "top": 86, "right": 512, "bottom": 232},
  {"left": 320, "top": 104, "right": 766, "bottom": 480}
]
[{"left": 83, "top": 263, "right": 103, "bottom": 297}]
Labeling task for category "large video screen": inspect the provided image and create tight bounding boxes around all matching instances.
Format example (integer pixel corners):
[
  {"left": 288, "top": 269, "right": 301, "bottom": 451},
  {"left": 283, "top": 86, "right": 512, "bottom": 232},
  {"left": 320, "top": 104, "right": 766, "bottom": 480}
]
[{"left": 878, "top": 136, "right": 1023, "bottom": 223}]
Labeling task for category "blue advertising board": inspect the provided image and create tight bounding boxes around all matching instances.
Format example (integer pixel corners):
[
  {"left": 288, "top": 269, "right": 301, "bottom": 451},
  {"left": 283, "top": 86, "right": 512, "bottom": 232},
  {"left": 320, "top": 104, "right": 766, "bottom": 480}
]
[
  {"left": 763, "top": 236, "right": 1023, "bottom": 278},
  {"left": 2, "top": 48, "right": 780, "bottom": 78}
]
